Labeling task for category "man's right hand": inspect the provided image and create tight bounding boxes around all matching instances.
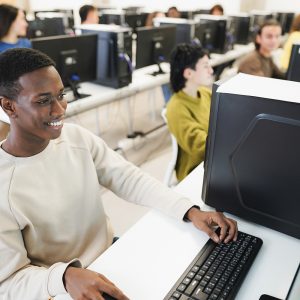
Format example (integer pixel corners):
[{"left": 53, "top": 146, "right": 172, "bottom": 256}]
[{"left": 64, "top": 267, "right": 129, "bottom": 300}]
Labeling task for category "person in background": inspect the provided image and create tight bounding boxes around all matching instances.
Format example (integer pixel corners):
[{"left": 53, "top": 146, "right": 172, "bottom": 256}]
[
  {"left": 280, "top": 14, "right": 300, "bottom": 71},
  {"left": 167, "top": 6, "right": 181, "bottom": 18},
  {"left": 145, "top": 11, "right": 166, "bottom": 27},
  {"left": 166, "top": 44, "right": 214, "bottom": 181},
  {"left": 0, "top": 4, "right": 31, "bottom": 53},
  {"left": 0, "top": 48, "right": 237, "bottom": 300},
  {"left": 238, "top": 19, "right": 285, "bottom": 79},
  {"left": 210, "top": 4, "right": 224, "bottom": 16},
  {"left": 79, "top": 4, "right": 99, "bottom": 24}
]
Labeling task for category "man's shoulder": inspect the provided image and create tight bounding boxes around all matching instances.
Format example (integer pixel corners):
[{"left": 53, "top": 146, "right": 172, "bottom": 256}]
[{"left": 240, "top": 50, "right": 260, "bottom": 63}]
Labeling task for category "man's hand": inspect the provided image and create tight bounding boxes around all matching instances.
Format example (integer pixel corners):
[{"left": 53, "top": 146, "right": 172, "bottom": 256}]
[
  {"left": 64, "top": 267, "right": 129, "bottom": 300},
  {"left": 186, "top": 208, "right": 238, "bottom": 244}
]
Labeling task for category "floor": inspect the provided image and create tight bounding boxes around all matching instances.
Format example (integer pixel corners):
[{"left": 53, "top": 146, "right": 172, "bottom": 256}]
[{"left": 66, "top": 84, "right": 175, "bottom": 236}]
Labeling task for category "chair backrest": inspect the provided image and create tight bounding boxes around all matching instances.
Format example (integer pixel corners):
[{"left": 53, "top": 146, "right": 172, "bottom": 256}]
[{"left": 161, "top": 108, "right": 178, "bottom": 187}]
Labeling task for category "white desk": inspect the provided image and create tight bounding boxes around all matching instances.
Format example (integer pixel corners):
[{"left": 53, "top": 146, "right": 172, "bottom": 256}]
[
  {"left": 66, "top": 43, "right": 254, "bottom": 118},
  {"left": 56, "top": 164, "right": 300, "bottom": 300}
]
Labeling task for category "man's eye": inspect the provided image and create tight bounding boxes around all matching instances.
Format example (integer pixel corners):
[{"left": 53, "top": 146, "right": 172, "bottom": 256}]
[
  {"left": 58, "top": 93, "right": 66, "bottom": 100},
  {"left": 37, "top": 97, "right": 51, "bottom": 104}
]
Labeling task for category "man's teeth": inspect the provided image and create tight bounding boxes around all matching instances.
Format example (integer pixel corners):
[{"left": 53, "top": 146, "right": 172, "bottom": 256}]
[{"left": 47, "top": 120, "right": 63, "bottom": 126}]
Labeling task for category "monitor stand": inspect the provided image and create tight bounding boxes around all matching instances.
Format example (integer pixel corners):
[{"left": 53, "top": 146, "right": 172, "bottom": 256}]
[
  {"left": 67, "top": 79, "right": 90, "bottom": 102},
  {"left": 150, "top": 62, "right": 165, "bottom": 76}
]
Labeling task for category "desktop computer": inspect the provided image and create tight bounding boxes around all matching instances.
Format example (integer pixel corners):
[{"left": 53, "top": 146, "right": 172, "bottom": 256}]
[
  {"left": 79, "top": 24, "right": 133, "bottom": 88},
  {"left": 228, "top": 14, "right": 251, "bottom": 45},
  {"left": 202, "top": 73, "right": 300, "bottom": 239},
  {"left": 31, "top": 34, "right": 98, "bottom": 100},
  {"left": 193, "top": 15, "right": 228, "bottom": 53},
  {"left": 135, "top": 25, "right": 176, "bottom": 74},
  {"left": 276, "top": 12, "right": 295, "bottom": 35},
  {"left": 286, "top": 43, "right": 300, "bottom": 82}
]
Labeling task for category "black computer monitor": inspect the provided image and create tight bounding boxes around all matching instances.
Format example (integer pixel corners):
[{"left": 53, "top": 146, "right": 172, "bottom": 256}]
[
  {"left": 27, "top": 18, "right": 66, "bottom": 38},
  {"left": 286, "top": 43, "right": 300, "bottom": 82},
  {"left": 135, "top": 25, "right": 176, "bottom": 74},
  {"left": 194, "top": 16, "right": 227, "bottom": 53},
  {"left": 124, "top": 13, "right": 147, "bottom": 31},
  {"left": 31, "top": 34, "right": 98, "bottom": 100},
  {"left": 276, "top": 12, "right": 295, "bottom": 34},
  {"left": 249, "top": 12, "right": 273, "bottom": 40},
  {"left": 202, "top": 74, "right": 300, "bottom": 239},
  {"left": 228, "top": 15, "right": 251, "bottom": 45}
]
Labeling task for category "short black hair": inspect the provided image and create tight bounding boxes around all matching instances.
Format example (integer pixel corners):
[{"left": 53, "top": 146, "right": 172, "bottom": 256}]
[
  {"left": 79, "top": 5, "right": 96, "bottom": 23},
  {"left": 170, "top": 43, "right": 208, "bottom": 92},
  {"left": 255, "top": 19, "right": 281, "bottom": 50},
  {"left": 0, "top": 48, "right": 55, "bottom": 100},
  {"left": 0, "top": 4, "right": 19, "bottom": 39}
]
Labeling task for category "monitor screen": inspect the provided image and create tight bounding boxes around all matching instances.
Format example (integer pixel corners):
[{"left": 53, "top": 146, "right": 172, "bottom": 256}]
[
  {"left": 135, "top": 25, "right": 176, "bottom": 70},
  {"left": 27, "top": 17, "right": 66, "bottom": 38},
  {"left": 31, "top": 34, "right": 97, "bottom": 91},
  {"left": 194, "top": 17, "right": 227, "bottom": 53},
  {"left": 276, "top": 12, "right": 295, "bottom": 35},
  {"left": 286, "top": 43, "right": 300, "bottom": 82},
  {"left": 202, "top": 73, "right": 300, "bottom": 239},
  {"left": 228, "top": 15, "right": 251, "bottom": 45}
]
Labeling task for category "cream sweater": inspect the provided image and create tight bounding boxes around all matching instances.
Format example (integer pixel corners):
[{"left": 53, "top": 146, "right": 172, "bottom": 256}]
[{"left": 0, "top": 123, "right": 194, "bottom": 300}]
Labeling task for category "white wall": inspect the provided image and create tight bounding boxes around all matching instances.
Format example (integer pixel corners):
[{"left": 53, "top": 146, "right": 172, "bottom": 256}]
[
  {"left": 108, "top": 0, "right": 241, "bottom": 14},
  {"left": 264, "top": 0, "right": 300, "bottom": 13}
]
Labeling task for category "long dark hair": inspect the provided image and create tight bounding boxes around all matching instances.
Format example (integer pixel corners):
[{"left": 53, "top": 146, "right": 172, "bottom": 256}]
[{"left": 0, "top": 4, "right": 19, "bottom": 40}]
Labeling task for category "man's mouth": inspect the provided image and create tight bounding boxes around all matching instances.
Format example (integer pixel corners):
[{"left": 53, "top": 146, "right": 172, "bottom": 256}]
[{"left": 46, "top": 120, "right": 63, "bottom": 127}]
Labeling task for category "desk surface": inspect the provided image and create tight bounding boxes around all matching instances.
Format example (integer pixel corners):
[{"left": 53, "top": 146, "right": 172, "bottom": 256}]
[
  {"left": 65, "top": 43, "right": 254, "bottom": 118},
  {"left": 56, "top": 164, "right": 300, "bottom": 300}
]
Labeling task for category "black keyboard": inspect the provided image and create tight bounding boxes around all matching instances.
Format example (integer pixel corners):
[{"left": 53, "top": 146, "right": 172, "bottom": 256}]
[{"left": 164, "top": 229, "right": 263, "bottom": 300}]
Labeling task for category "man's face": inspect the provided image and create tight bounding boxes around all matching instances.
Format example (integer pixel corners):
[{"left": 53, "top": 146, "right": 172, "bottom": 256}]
[
  {"left": 12, "top": 66, "right": 67, "bottom": 143},
  {"left": 186, "top": 55, "right": 214, "bottom": 87},
  {"left": 257, "top": 25, "right": 281, "bottom": 54}
]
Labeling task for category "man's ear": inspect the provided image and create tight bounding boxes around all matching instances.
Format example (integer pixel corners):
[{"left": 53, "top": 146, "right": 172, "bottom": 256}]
[
  {"left": 183, "top": 68, "right": 192, "bottom": 80},
  {"left": 0, "top": 97, "right": 17, "bottom": 118}
]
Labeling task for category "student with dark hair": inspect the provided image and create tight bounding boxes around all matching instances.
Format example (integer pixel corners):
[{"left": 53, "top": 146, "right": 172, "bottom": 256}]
[
  {"left": 167, "top": 6, "right": 181, "bottom": 18},
  {"left": 0, "top": 4, "right": 31, "bottom": 53},
  {"left": 166, "top": 43, "right": 214, "bottom": 181},
  {"left": 79, "top": 4, "right": 99, "bottom": 24},
  {"left": 281, "top": 14, "right": 300, "bottom": 71},
  {"left": 210, "top": 4, "right": 224, "bottom": 16},
  {"left": 238, "top": 19, "right": 285, "bottom": 78},
  {"left": 0, "top": 48, "right": 237, "bottom": 299}
]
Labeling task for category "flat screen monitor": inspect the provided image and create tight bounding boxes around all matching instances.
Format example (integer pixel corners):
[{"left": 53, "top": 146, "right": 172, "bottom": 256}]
[
  {"left": 31, "top": 34, "right": 97, "bottom": 99},
  {"left": 135, "top": 25, "right": 176, "bottom": 73},
  {"left": 194, "top": 16, "right": 227, "bottom": 53},
  {"left": 228, "top": 15, "right": 251, "bottom": 45},
  {"left": 153, "top": 18, "right": 196, "bottom": 45},
  {"left": 202, "top": 73, "right": 300, "bottom": 239},
  {"left": 125, "top": 13, "right": 147, "bottom": 30},
  {"left": 286, "top": 43, "right": 300, "bottom": 82},
  {"left": 249, "top": 12, "right": 273, "bottom": 40},
  {"left": 276, "top": 12, "right": 295, "bottom": 34},
  {"left": 27, "top": 17, "right": 66, "bottom": 38}
]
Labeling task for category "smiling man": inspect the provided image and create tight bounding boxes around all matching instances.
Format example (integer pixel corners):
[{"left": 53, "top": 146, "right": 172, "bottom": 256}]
[
  {"left": 238, "top": 19, "right": 285, "bottom": 79},
  {"left": 0, "top": 48, "right": 237, "bottom": 300}
]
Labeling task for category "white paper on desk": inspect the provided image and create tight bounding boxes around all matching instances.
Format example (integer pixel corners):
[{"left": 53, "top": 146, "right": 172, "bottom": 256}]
[{"left": 217, "top": 73, "right": 300, "bottom": 104}]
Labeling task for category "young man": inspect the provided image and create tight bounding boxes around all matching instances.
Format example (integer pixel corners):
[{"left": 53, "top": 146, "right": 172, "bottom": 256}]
[
  {"left": 79, "top": 5, "right": 99, "bottom": 25},
  {"left": 0, "top": 48, "right": 237, "bottom": 300},
  {"left": 166, "top": 43, "right": 214, "bottom": 181},
  {"left": 238, "top": 19, "right": 285, "bottom": 78}
]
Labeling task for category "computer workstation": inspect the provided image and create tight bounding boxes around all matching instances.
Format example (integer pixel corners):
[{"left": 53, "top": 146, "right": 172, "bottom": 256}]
[{"left": 54, "top": 74, "right": 300, "bottom": 300}]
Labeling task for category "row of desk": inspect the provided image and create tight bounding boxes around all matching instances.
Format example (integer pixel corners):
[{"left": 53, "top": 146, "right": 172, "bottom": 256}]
[{"left": 56, "top": 164, "right": 300, "bottom": 300}]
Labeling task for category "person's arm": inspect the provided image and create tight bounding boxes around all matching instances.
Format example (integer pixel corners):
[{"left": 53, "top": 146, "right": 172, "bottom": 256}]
[{"left": 272, "top": 59, "right": 286, "bottom": 79}]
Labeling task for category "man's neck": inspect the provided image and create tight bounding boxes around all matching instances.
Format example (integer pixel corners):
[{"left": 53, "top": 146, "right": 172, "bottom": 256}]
[
  {"left": 182, "top": 83, "right": 199, "bottom": 98},
  {"left": 2, "top": 133, "right": 50, "bottom": 157},
  {"left": 258, "top": 48, "right": 272, "bottom": 58}
]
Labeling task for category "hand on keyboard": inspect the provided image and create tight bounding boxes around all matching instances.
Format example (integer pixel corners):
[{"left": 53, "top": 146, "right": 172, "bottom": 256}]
[{"left": 186, "top": 208, "right": 238, "bottom": 244}]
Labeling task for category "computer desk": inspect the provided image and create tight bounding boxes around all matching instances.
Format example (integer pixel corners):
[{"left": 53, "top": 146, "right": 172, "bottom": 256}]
[
  {"left": 65, "top": 43, "right": 255, "bottom": 136},
  {"left": 55, "top": 163, "right": 300, "bottom": 300}
]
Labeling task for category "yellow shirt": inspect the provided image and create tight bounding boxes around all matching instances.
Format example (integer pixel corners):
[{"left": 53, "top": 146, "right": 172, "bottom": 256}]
[
  {"left": 280, "top": 31, "right": 300, "bottom": 71},
  {"left": 166, "top": 87, "right": 211, "bottom": 181}
]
